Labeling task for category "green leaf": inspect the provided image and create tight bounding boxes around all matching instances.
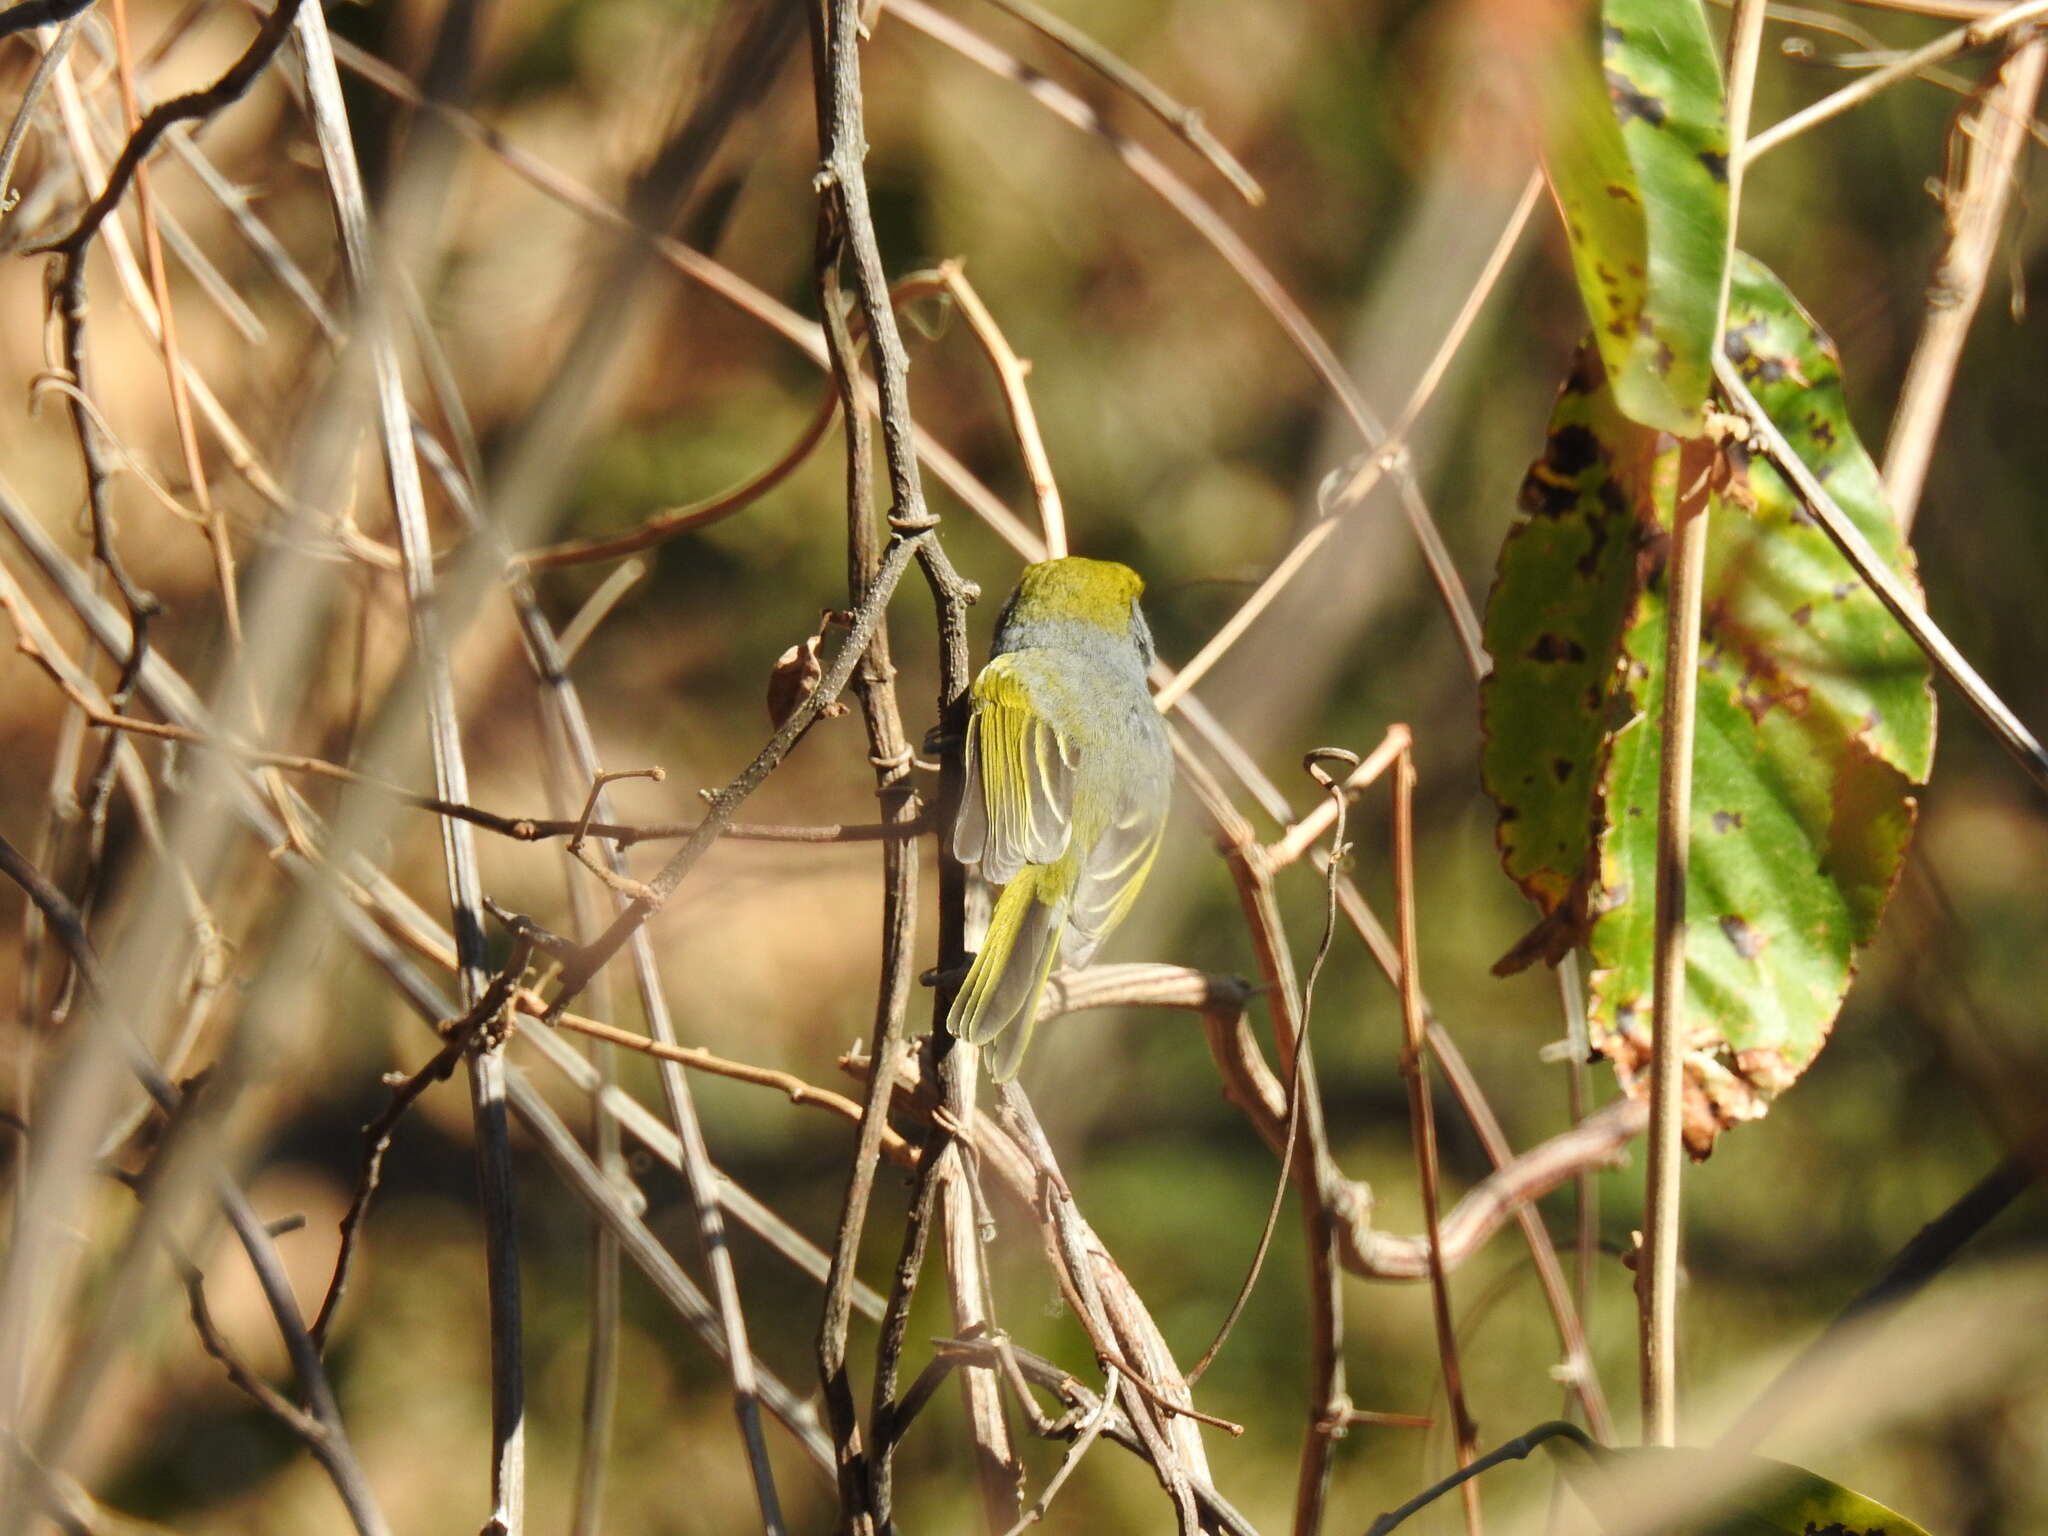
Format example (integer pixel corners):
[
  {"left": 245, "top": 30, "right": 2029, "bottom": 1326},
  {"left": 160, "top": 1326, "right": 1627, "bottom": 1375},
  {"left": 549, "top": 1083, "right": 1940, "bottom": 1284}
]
[
  {"left": 1547, "top": 1441, "right": 1935, "bottom": 1536},
  {"left": 1480, "top": 253, "right": 1935, "bottom": 1154},
  {"left": 1542, "top": 0, "right": 1730, "bottom": 434}
]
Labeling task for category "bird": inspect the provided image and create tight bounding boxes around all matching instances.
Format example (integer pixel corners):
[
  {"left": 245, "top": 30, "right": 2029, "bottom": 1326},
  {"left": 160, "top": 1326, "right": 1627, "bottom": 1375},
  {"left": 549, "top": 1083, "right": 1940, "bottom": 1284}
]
[{"left": 947, "top": 556, "right": 1174, "bottom": 1081}]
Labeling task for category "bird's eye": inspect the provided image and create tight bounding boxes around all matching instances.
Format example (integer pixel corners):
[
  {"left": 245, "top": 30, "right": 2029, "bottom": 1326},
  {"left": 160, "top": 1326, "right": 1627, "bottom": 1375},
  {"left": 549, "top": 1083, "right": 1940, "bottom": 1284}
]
[{"left": 1130, "top": 604, "right": 1157, "bottom": 667}]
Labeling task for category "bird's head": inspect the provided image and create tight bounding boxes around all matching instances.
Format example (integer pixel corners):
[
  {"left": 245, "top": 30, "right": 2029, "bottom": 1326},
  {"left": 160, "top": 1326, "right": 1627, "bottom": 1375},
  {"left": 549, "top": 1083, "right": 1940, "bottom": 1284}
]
[{"left": 1000, "top": 557, "right": 1154, "bottom": 662}]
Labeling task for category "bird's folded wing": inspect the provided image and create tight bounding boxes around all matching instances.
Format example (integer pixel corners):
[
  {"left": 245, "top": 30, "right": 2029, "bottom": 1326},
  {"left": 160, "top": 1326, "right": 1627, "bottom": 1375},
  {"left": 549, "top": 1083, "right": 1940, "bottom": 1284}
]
[
  {"left": 1062, "top": 795, "right": 1164, "bottom": 967},
  {"left": 954, "top": 656, "right": 1076, "bottom": 885}
]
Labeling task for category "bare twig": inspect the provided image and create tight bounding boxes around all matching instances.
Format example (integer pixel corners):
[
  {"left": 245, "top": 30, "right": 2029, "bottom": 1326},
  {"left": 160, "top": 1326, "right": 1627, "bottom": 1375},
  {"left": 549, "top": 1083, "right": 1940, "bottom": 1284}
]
[
  {"left": 1640, "top": 438, "right": 1714, "bottom": 1447},
  {"left": 1170, "top": 746, "right": 1346, "bottom": 1535},
  {"left": 1744, "top": 0, "right": 2048, "bottom": 160},
  {"left": 1168, "top": 689, "right": 1614, "bottom": 1438},
  {"left": 1638, "top": 0, "right": 1765, "bottom": 1446},
  {"left": 0, "top": 483, "right": 856, "bottom": 1455},
  {"left": 1391, "top": 747, "right": 1481, "bottom": 1526},
  {"left": 0, "top": 661, "right": 934, "bottom": 847},
  {"left": 1154, "top": 171, "right": 1541, "bottom": 709},
  {"left": 517, "top": 380, "right": 841, "bottom": 570},
  {"left": 0, "top": 833, "right": 391, "bottom": 1535},
  {"left": 800, "top": 2, "right": 990, "bottom": 1531},
  {"left": 969, "top": 0, "right": 1264, "bottom": 204},
  {"left": 923, "top": 1337, "right": 1263, "bottom": 1536},
  {"left": 1000, "top": 1083, "right": 1204, "bottom": 1532},
  {"left": 850, "top": 961, "right": 1645, "bottom": 1287},
  {"left": 0, "top": 0, "right": 94, "bottom": 40},
  {"left": 312, "top": 935, "right": 540, "bottom": 1352},
  {"left": 1881, "top": 36, "right": 2048, "bottom": 531},
  {"left": 0, "top": 17, "right": 79, "bottom": 220},
  {"left": 293, "top": 8, "right": 528, "bottom": 1523},
  {"left": 541, "top": 535, "right": 931, "bottom": 1010},
  {"left": 907, "top": 260, "right": 1067, "bottom": 558},
  {"left": 1712, "top": 354, "right": 2048, "bottom": 797},
  {"left": 997, "top": 1364, "right": 1120, "bottom": 1536},
  {"left": 523, "top": 1001, "right": 917, "bottom": 1165},
  {"left": 884, "top": 0, "right": 1490, "bottom": 678},
  {"left": 1189, "top": 744, "right": 1383, "bottom": 1388},
  {"left": 105, "top": 0, "right": 239, "bottom": 667}
]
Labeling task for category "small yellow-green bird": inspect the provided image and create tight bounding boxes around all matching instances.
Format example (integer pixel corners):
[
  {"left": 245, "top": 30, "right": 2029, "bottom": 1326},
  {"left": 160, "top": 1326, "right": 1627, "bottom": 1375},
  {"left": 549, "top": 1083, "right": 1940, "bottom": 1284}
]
[{"left": 949, "top": 557, "right": 1174, "bottom": 1080}]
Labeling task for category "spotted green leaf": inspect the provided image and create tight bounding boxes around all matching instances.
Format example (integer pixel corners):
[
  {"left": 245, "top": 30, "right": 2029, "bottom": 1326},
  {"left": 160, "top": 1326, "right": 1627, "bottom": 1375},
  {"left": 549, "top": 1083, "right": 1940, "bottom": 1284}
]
[
  {"left": 1543, "top": 0, "right": 1729, "bottom": 434},
  {"left": 1480, "top": 254, "right": 1935, "bottom": 1154}
]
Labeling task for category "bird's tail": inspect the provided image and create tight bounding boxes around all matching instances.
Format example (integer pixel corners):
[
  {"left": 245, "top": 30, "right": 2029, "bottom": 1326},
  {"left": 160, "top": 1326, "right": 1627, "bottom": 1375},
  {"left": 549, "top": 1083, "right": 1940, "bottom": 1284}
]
[{"left": 948, "top": 866, "right": 1067, "bottom": 1082}]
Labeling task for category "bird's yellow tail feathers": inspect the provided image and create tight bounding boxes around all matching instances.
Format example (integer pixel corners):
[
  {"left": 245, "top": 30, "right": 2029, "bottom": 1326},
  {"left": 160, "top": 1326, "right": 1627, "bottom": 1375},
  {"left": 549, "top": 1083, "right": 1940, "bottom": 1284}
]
[{"left": 948, "top": 867, "right": 1067, "bottom": 1082}]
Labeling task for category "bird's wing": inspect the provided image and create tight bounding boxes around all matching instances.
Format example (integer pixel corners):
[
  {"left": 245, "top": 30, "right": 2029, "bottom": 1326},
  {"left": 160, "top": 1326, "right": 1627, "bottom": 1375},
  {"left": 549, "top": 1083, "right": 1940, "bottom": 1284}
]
[
  {"left": 954, "top": 654, "right": 1077, "bottom": 885},
  {"left": 1062, "top": 792, "right": 1165, "bottom": 966}
]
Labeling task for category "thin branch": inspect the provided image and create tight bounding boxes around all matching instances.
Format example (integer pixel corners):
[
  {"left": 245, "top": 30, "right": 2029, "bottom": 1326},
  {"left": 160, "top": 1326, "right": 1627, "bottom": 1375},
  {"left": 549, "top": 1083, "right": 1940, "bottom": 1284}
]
[
  {"left": 0, "top": 833, "right": 391, "bottom": 1535},
  {"left": 1881, "top": 36, "right": 2047, "bottom": 531},
  {"left": 43, "top": 0, "right": 307, "bottom": 259},
  {"left": 541, "top": 533, "right": 930, "bottom": 1012},
  {"left": 1712, "top": 352, "right": 2048, "bottom": 797},
  {"left": 1189, "top": 968, "right": 1649, "bottom": 1283},
  {"left": 3, "top": 483, "right": 882, "bottom": 1331},
  {"left": 1640, "top": 0, "right": 1764, "bottom": 1447},
  {"left": 0, "top": 0, "right": 94, "bottom": 41},
  {"left": 804, "top": 17, "right": 956, "bottom": 1513},
  {"left": 522, "top": 1002, "right": 917, "bottom": 1166},
  {"left": 998, "top": 1363, "right": 1120, "bottom": 1536},
  {"left": 1263, "top": 725, "right": 1410, "bottom": 870},
  {"left": 293, "top": 7, "right": 527, "bottom": 1523},
  {"left": 312, "top": 936, "right": 540, "bottom": 1352},
  {"left": 1189, "top": 745, "right": 1378, "bottom": 1387},
  {"left": 516, "top": 379, "right": 841, "bottom": 570},
  {"left": 884, "top": 0, "right": 1490, "bottom": 678},
  {"left": 105, "top": 0, "right": 238, "bottom": 670},
  {"left": 969, "top": 0, "right": 1264, "bottom": 204},
  {"left": 1641, "top": 443, "right": 1714, "bottom": 1448},
  {"left": 907, "top": 260, "right": 1067, "bottom": 558},
  {"left": 1392, "top": 747, "right": 1480, "bottom": 1526},
  {"left": 1154, "top": 170, "right": 1541, "bottom": 710},
  {"left": 3, "top": 661, "right": 932, "bottom": 847},
  {"left": 924, "top": 1337, "right": 1264, "bottom": 1536},
  {"left": 1744, "top": 0, "right": 2048, "bottom": 160},
  {"left": 0, "top": 17, "right": 79, "bottom": 219},
  {"left": 1364, "top": 1422, "right": 1595, "bottom": 1536},
  {"left": 999, "top": 1082, "right": 1204, "bottom": 1531},
  {"left": 1168, "top": 745, "right": 1345, "bottom": 1535}
]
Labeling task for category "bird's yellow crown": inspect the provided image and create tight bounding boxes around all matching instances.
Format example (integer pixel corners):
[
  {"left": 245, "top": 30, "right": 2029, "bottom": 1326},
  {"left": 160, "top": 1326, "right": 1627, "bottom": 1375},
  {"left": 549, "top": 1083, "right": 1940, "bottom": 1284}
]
[{"left": 1009, "top": 557, "right": 1146, "bottom": 633}]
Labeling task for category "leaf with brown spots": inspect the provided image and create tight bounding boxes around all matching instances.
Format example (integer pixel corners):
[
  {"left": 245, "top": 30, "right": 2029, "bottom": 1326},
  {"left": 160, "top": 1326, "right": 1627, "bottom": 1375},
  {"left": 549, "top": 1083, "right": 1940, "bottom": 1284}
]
[
  {"left": 1482, "top": 255, "right": 1935, "bottom": 1154},
  {"left": 1540, "top": 0, "right": 1729, "bottom": 433}
]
